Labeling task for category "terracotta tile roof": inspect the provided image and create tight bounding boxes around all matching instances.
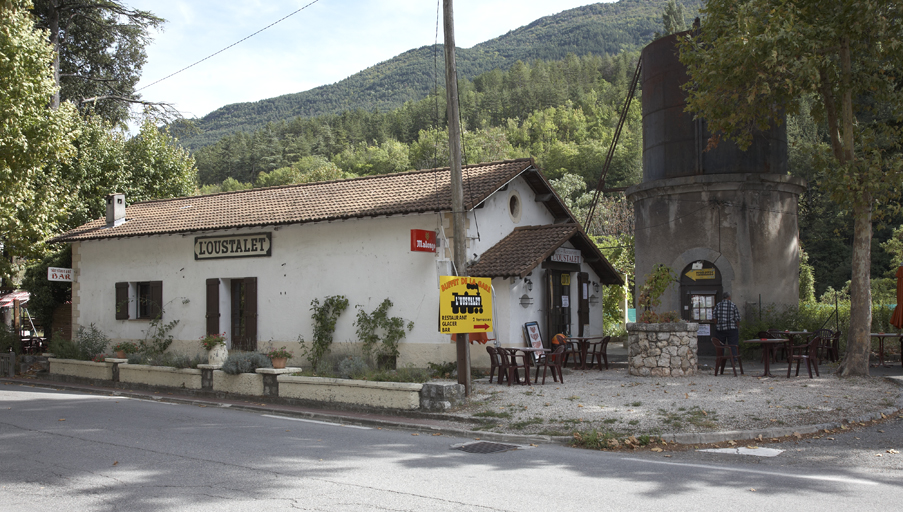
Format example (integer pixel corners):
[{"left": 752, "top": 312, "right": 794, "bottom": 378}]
[
  {"left": 468, "top": 224, "right": 624, "bottom": 285},
  {"left": 51, "top": 159, "right": 537, "bottom": 242}
]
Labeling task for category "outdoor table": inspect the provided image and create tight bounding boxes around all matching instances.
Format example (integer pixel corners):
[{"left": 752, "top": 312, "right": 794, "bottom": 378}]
[
  {"left": 742, "top": 338, "right": 789, "bottom": 377},
  {"left": 568, "top": 336, "right": 608, "bottom": 370},
  {"left": 869, "top": 333, "right": 903, "bottom": 368},
  {"left": 503, "top": 347, "right": 549, "bottom": 385}
]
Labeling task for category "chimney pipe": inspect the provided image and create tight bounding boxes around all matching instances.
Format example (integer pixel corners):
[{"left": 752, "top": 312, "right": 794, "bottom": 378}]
[{"left": 106, "top": 193, "right": 126, "bottom": 227}]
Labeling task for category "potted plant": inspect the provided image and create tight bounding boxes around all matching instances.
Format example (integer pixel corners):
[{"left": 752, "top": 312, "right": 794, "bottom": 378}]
[
  {"left": 200, "top": 332, "right": 228, "bottom": 365},
  {"left": 265, "top": 346, "right": 293, "bottom": 369},
  {"left": 112, "top": 341, "right": 139, "bottom": 359}
]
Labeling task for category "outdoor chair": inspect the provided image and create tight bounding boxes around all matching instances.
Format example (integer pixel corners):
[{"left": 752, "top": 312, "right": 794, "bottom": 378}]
[
  {"left": 558, "top": 335, "right": 583, "bottom": 368},
  {"left": 585, "top": 336, "right": 612, "bottom": 370},
  {"left": 533, "top": 345, "right": 565, "bottom": 384},
  {"left": 712, "top": 336, "right": 743, "bottom": 376},
  {"left": 808, "top": 329, "right": 833, "bottom": 363},
  {"left": 501, "top": 348, "right": 530, "bottom": 386},
  {"left": 787, "top": 335, "right": 822, "bottom": 378},
  {"left": 825, "top": 330, "right": 841, "bottom": 363},
  {"left": 486, "top": 346, "right": 505, "bottom": 384}
]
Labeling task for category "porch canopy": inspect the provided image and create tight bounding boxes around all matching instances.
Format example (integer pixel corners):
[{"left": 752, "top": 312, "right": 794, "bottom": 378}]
[{"left": 467, "top": 224, "right": 623, "bottom": 284}]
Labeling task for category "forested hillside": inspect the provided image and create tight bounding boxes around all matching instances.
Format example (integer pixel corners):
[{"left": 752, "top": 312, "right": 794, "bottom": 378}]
[
  {"left": 177, "top": 0, "right": 701, "bottom": 149},
  {"left": 193, "top": 52, "right": 643, "bottom": 197}
]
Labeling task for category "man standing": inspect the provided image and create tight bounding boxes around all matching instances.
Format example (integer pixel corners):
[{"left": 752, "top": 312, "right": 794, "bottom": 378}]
[{"left": 714, "top": 292, "right": 741, "bottom": 357}]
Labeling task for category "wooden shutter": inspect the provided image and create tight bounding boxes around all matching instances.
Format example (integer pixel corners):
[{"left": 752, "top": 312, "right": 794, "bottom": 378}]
[
  {"left": 243, "top": 277, "right": 258, "bottom": 350},
  {"left": 148, "top": 281, "right": 163, "bottom": 319},
  {"left": 578, "top": 272, "right": 589, "bottom": 336},
  {"left": 206, "top": 278, "right": 220, "bottom": 335},
  {"left": 115, "top": 282, "right": 129, "bottom": 320}
]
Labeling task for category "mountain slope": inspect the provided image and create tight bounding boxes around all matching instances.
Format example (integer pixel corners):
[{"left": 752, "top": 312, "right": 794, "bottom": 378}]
[{"left": 178, "top": 0, "right": 700, "bottom": 149}]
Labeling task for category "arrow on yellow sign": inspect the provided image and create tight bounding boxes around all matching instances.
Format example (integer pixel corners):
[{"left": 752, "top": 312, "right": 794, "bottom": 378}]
[{"left": 685, "top": 269, "right": 716, "bottom": 281}]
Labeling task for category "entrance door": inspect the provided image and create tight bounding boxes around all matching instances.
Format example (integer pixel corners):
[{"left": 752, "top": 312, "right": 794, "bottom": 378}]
[
  {"left": 206, "top": 277, "right": 257, "bottom": 351},
  {"left": 546, "top": 269, "right": 572, "bottom": 339},
  {"left": 679, "top": 261, "right": 722, "bottom": 357}
]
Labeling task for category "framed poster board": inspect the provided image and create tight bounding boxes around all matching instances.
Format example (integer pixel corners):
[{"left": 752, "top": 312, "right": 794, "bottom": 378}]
[{"left": 523, "top": 321, "right": 543, "bottom": 362}]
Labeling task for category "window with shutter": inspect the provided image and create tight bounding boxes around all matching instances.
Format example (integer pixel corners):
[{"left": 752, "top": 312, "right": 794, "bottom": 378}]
[{"left": 206, "top": 278, "right": 220, "bottom": 335}]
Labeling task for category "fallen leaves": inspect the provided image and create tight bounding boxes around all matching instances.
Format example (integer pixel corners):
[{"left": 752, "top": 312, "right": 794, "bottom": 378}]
[{"left": 650, "top": 447, "right": 663, "bottom": 452}]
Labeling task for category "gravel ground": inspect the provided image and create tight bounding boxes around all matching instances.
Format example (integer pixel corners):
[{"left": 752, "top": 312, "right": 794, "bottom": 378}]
[{"left": 442, "top": 366, "right": 903, "bottom": 438}]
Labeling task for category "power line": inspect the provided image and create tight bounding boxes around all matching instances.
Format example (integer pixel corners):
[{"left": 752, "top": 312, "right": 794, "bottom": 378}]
[{"left": 136, "top": 0, "right": 323, "bottom": 93}]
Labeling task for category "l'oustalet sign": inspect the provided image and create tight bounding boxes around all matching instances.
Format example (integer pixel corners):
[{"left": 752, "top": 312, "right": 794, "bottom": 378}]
[{"left": 194, "top": 233, "right": 271, "bottom": 260}]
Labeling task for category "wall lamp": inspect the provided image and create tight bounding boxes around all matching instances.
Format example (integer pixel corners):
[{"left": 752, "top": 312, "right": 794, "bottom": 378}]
[{"left": 524, "top": 278, "right": 533, "bottom": 292}]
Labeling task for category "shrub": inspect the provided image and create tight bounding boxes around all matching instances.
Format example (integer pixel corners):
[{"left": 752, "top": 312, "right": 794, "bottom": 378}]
[
  {"left": 337, "top": 355, "right": 370, "bottom": 379},
  {"left": 364, "top": 366, "right": 430, "bottom": 383},
  {"left": 354, "top": 299, "right": 414, "bottom": 368},
  {"left": 0, "top": 323, "right": 20, "bottom": 355},
  {"left": 73, "top": 324, "right": 111, "bottom": 361},
  {"left": 221, "top": 352, "right": 272, "bottom": 375},
  {"left": 299, "top": 295, "right": 349, "bottom": 369}
]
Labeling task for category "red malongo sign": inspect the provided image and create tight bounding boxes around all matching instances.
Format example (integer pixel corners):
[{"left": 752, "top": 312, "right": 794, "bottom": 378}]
[{"left": 410, "top": 229, "right": 437, "bottom": 253}]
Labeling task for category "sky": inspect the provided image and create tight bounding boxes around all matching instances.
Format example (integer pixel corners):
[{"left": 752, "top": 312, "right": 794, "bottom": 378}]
[{"left": 128, "top": 0, "right": 613, "bottom": 120}]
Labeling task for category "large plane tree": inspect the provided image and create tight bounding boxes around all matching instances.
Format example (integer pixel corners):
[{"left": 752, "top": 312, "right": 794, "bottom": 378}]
[{"left": 680, "top": 0, "right": 903, "bottom": 376}]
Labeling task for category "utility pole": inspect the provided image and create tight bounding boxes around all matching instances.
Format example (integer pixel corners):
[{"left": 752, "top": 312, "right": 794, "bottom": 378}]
[{"left": 443, "top": 0, "right": 471, "bottom": 396}]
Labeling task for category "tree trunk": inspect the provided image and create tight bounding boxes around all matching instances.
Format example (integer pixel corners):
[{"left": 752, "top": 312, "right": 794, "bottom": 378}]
[{"left": 838, "top": 195, "right": 872, "bottom": 377}]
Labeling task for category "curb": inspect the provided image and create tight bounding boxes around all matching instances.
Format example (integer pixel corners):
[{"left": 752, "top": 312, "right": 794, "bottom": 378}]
[{"left": 4, "top": 374, "right": 902, "bottom": 447}]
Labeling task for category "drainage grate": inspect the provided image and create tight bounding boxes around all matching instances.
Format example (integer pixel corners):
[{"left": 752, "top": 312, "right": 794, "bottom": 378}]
[{"left": 453, "top": 441, "right": 520, "bottom": 454}]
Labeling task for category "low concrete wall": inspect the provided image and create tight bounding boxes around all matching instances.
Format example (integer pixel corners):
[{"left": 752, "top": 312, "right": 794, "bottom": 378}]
[
  {"left": 119, "top": 364, "right": 202, "bottom": 389},
  {"left": 213, "top": 371, "right": 264, "bottom": 396},
  {"left": 278, "top": 375, "right": 422, "bottom": 409},
  {"left": 49, "top": 358, "right": 114, "bottom": 381}
]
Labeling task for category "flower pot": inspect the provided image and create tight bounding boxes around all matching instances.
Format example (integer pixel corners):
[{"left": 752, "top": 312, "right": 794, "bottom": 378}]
[
  {"left": 207, "top": 344, "right": 228, "bottom": 366},
  {"left": 115, "top": 350, "right": 126, "bottom": 359},
  {"left": 271, "top": 357, "right": 287, "bottom": 369}
]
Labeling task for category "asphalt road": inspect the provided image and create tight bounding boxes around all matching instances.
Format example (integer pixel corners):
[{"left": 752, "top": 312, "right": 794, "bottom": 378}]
[{"left": 1, "top": 384, "right": 901, "bottom": 511}]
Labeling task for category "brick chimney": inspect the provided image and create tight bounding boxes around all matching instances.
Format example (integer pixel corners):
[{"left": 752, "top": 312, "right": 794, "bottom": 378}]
[{"left": 105, "top": 193, "right": 126, "bottom": 227}]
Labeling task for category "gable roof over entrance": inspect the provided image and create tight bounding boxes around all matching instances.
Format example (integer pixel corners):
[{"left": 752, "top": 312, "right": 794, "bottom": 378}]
[
  {"left": 468, "top": 224, "right": 624, "bottom": 285},
  {"left": 52, "top": 158, "right": 575, "bottom": 242}
]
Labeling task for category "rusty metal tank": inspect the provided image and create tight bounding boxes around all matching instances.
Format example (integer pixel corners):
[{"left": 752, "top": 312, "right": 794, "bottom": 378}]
[{"left": 641, "top": 31, "right": 787, "bottom": 182}]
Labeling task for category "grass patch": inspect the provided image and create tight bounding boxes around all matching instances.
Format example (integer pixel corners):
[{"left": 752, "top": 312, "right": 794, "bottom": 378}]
[
  {"left": 658, "top": 406, "right": 718, "bottom": 429},
  {"left": 511, "top": 417, "right": 545, "bottom": 430},
  {"left": 603, "top": 418, "right": 618, "bottom": 424}
]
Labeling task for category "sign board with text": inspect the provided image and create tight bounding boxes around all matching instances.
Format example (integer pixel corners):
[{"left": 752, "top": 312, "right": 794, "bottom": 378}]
[
  {"left": 410, "top": 229, "right": 437, "bottom": 252},
  {"left": 439, "top": 276, "right": 493, "bottom": 334},
  {"left": 550, "top": 247, "right": 581, "bottom": 264},
  {"left": 194, "top": 233, "right": 271, "bottom": 260},
  {"left": 48, "top": 267, "right": 73, "bottom": 282}
]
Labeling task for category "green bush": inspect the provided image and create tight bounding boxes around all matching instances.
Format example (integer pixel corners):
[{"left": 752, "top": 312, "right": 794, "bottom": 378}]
[
  {"left": 337, "top": 355, "right": 370, "bottom": 379},
  {"left": 48, "top": 331, "right": 78, "bottom": 359},
  {"left": 0, "top": 323, "right": 20, "bottom": 355},
  {"left": 73, "top": 324, "right": 111, "bottom": 360},
  {"left": 221, "top": 352, "right": 271, "bottom": 374},
  {"left": 142, "top": 352, "right": 207, "bottom": 369}
]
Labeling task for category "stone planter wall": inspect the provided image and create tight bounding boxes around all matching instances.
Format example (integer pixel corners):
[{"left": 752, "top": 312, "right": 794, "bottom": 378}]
[
  {"left": 627, "top": 322, "right": 698, "bottom": 377},
  {"left": 278, "top": 375, "right": 422, "bottom": 410},
  {"left": 212, "top": 371, "right": 265, "bottom": 396},
  {"left": 49, "top": 358, "right": 114, "bottom": 381},
  {"left": 45, "top": 359, "right": 466, "bottom": 411},
  {"left": 119, "top": 364, "right": 202, "bottom": 389}
]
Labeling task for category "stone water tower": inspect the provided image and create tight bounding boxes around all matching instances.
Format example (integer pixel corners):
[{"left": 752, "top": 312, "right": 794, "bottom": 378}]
[{"left": 625, "top": 32, "right": 807, "bottom": 355}]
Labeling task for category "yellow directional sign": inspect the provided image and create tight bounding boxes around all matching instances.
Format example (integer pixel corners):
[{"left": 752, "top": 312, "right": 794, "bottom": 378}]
[
  {"left": 439, "top": 276, "right": 493, "bottom": 334},
  {"left": 685, "top": 268, "right": 716, "bottom": 281}
]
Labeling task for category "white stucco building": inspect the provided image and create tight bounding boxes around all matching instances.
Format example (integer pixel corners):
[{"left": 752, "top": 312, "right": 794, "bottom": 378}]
[{"left": 52, "top": 159, "right": 623, "bottom": 367}]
